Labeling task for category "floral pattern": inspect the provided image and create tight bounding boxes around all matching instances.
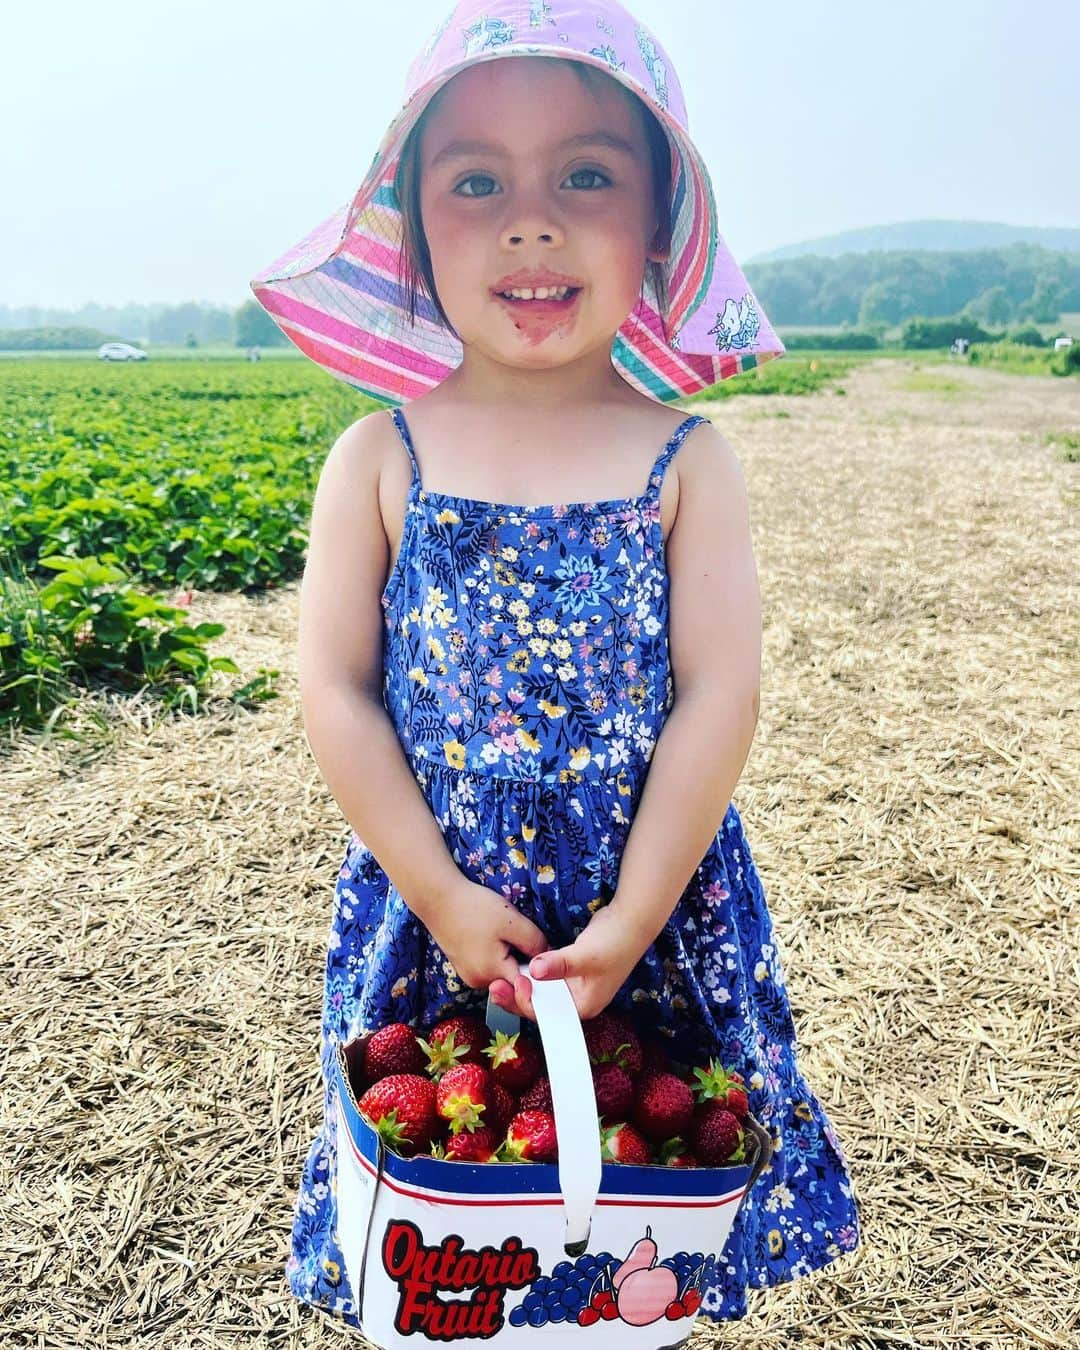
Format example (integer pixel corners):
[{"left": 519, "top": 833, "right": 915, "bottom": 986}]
[{"left": 285, "top": 408, "right": 860, "bottom": 1328}]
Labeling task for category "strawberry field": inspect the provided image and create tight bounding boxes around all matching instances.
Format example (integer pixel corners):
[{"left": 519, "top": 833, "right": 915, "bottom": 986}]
[{"left": 0, "top": 358, "right": 371, "bottom": 730}]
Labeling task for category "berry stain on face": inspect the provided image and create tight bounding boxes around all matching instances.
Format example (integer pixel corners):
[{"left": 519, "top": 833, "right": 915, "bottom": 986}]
[{"left": 493, "top": 287, "right": 585, "bottom": 345}]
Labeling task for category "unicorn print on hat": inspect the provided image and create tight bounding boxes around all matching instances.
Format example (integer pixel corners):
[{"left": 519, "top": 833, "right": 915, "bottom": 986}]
[
  {"left": 463, "top": 16, "right": 516, "bottom": 56},
  {"left": 709, "top": 294, "right": 763, "bottom": 353},
  {"left": 635, "top": 25, "right": 668, "bottom": 109}
]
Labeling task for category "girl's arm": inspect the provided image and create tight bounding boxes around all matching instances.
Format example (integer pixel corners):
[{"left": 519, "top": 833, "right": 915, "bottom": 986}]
[
  {"left": 606, "top": 421, "right": 762, "bottom": 950},
  {"left": 298, "top": 415, "right": 462, "bottom": 923}
]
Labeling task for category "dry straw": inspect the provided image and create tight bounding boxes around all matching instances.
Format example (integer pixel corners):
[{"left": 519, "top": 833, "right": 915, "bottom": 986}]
[{"left": 3, "top": 358, "right": 1078, "bottom": 1346}]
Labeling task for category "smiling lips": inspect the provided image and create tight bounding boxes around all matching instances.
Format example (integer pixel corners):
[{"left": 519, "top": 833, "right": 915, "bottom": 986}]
[
  {"left": 491, "top": 271, "right": 584, "bottom": 341},
  {"left": 491, "top": 268, "right": 584, "bottom": 299}
]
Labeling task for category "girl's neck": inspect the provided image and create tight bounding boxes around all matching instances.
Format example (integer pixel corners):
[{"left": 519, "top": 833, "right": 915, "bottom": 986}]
[{"left": 439, "top": 343, "right": 636, "bottom": 413}]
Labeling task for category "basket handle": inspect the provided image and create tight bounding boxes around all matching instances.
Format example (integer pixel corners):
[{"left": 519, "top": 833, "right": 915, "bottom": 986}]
[{"left": 484, "top": 960, "right": 602, "bottom": 1254}]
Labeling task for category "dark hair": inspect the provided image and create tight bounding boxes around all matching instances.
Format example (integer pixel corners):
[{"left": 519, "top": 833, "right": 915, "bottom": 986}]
[{"left": 393, "top": 59, "right": 673, "bottom": 337}]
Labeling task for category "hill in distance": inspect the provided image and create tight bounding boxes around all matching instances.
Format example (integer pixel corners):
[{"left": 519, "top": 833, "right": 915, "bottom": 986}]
[{"left": 747, "top": 219, "right": 1080, "bottom": 264}]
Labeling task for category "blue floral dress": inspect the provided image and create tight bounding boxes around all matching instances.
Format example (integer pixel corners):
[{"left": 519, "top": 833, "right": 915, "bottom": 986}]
[{"left": 286, "top": 407, "right": 860, "bottom": 1328}]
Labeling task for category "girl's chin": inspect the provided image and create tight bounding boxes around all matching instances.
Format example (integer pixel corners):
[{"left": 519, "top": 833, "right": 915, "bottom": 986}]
[{"left": 489, "top": 288, "right": 584, "bottom": 344}]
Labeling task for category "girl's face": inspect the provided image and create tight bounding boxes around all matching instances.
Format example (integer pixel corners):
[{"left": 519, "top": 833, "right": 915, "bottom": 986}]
[{"left": 418, "top": 57, "right": 667, "bottom": 373}]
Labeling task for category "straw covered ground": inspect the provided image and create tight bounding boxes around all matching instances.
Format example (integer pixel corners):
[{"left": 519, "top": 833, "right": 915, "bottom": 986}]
[{"left": 3, "top": 357, "right": 1078, "bottom": 1348}]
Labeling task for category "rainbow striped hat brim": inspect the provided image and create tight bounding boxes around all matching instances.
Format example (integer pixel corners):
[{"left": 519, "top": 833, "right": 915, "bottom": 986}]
[{"left": 249, "top": 0, "right": 785, "bottom": 405}]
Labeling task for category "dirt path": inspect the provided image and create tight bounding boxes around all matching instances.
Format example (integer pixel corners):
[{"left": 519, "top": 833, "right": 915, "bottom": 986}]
[{"left": 4, "top": 359, "right": 1078, "bottom": 1346}]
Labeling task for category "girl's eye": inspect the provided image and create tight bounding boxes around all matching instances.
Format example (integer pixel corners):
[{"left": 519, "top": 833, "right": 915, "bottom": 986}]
[
  {"left": 454, "top": 173, "right": 498, "bottom": 198},
  {"left": 564, "top": 168, "right": 610, "bottom": 190},
  {"left": 452, "top": 167, "right": 612, "bottom": 197}
]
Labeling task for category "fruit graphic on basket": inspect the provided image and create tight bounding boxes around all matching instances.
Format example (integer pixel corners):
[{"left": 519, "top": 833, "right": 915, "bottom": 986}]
[
  {"left": 356, "top": 1073, "right": 439, "bottom": 1156},
  {"left": 435, "top": 1063, "right": 493, "bottom": 1135},
  {"left": 609, "top": 1225, "right": 680, "bottom": 1327}
]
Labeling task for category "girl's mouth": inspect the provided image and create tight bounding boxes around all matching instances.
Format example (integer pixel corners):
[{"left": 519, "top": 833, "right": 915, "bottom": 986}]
[{"left": 492, "top": 286, "right": 583, "bottom": 312}]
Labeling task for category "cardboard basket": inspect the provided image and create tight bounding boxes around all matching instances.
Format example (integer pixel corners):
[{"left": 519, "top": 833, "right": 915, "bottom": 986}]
[{"left": 333, "top": 960, "right": 773, "bottom": 1347}]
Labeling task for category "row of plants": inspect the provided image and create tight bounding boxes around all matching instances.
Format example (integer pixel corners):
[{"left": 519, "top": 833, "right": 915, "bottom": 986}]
[{"left": 0, "top": 360, "right": 369, "bottom": 733}]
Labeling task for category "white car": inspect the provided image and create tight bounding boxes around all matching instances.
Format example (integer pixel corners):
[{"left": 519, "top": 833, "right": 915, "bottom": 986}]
[{"left": 98, "top": 342, "right": 148, "bottom": 361}]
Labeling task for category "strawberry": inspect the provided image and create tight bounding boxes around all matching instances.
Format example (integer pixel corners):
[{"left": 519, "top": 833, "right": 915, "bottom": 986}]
[
  {"left": 690, "top": 1058, "right": 750, "bottom": 1119},
  {"left": 691, "top": 1100, "right": 745, "bottom": 1166},
  {"left": 435, "top": 1063, "right": 493, "bottom": 1135},
  {"left": 639, "top": 1036, "right": 674, "bottom": 1079},
  {"left": 518, "top": 1073, "right": 553, "bottom": 1114},
  {"left": 657, "top": 1136, "right": 699, "bottom": 1168},
  {"left": 592, "top": 1062, "right": 634, "bottom": 1121},
  {"left": 488, "top": 1082, "right": 517, "bottom": 1135},
  {"left": 482, "top": 1029, "right": 544, "bottom": 1093},
  {"left": 417, "top": 1015, "right": 491, "bottom": 1078},
  {"left": 632, "top": 1072, "right": 695, "bottom": 1142},
  {"left": 500, "top": 1110, "right": 559, "bottom": 1163},
  {"left": 444, "top": 1126, "right": 500, "bottom": 1162},
  {"left": 357, "top": 1073, "right": 438, "bottom": 1156},
  {"left": 599, "top": 1120, "right": 651, "bottom": 1165},
  {"left": 582, "top": 1010, "right": 643, "bottom": 1077},
  {"left": 361, "top": 1022, "right": 426, "bottom": 1082}
]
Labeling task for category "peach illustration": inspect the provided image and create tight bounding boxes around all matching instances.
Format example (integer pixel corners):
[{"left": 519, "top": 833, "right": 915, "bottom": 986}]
[{"left": 616, "top": 1264, "right": 680, "bottom": 1325}]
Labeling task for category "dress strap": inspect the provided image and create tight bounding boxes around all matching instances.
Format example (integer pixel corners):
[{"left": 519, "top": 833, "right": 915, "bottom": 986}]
[
  {"left": 387, "top": 407, "right": 422, "bottom": 494},
  {"left": 645, "top": 414, "right": 711, "bottom": 500}
]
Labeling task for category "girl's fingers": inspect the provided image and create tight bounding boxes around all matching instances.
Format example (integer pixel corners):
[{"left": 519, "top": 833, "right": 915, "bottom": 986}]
[
  {"left": 494, "top": 957, "right": 534, "bottom": 1021},
  {"left": 488, "top": 977, "right": 514, "bottom": 1008},
  {"left": 513, "top": 972, "right": 536, "bottom": 1021}
]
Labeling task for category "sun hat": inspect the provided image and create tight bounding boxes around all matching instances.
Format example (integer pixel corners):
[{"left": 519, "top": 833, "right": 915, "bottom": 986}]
[{"left": 248, "top": 0, "right": 785, "bottom": 406}]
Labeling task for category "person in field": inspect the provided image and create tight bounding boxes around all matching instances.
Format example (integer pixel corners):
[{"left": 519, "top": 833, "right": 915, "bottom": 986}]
[{"left": 250, "top": 0, "right": 860, "bottom": 1328}]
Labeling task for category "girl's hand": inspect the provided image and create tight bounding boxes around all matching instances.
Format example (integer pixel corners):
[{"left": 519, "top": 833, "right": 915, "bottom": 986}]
[
  {"left": 489, "top": 905, "right": 645, "bottom": 1023},
  {"left": 419, "top": 876, "right": 552, "bottom": 1015}
]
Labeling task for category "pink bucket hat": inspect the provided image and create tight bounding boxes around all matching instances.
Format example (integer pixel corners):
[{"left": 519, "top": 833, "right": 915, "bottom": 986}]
[{"left": 249, "top": 0, "right": 785, "bottom": 405}]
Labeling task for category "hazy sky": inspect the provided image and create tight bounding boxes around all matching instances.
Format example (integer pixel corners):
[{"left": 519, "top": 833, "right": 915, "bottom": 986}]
[{"left": 6, "top": 0, "right": 1077, "bottom": 310}]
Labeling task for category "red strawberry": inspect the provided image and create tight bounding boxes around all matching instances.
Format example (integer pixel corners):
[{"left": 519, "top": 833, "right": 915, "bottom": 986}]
[
  {"left": 689, "top": 1059, "right": 750, "bottom": 1119},
  {"left": 639, "top": 1036, "right": 674, "bottom": 1078},
  {"left": 444, "top": 1126, "right": 500, "bottom": 1162},
  {"left": 657, "top": 1136, "right": 699, "bottom": 1168},
  {"left": 599, "top": 1120, "right": 651, "bottom": 1165},
  {"left": 417, "top": 1015, "right": 491, "bottom": 1078},
  {"left": 500, "top": 1110, "right": 559, "bottom": 1163},
  {"left": 361, "top": 1022, "right": 426, "bottom": 1082},
  {"left": 582, "top": 1011, "right": 643, "bottom": 1077},
  {"left": 592, "top": 1062, "right": 634, "bottom": 1121},
  {"left": 691, "top": 1100, "right": 744, "bottom": 1166},
  {"left": 435, "top": 1063, "right": 493, "bottom": 1135},
  {"left": 357, "top": 1073, "right": 438, "bottom": 1156},
  {"left": 632, "top": 1071, "right": 695, "bottom": 1142},
  {"left": 482, "top": 1029, "right": 544, "bottom": 1092},
  {"left": 488, "top": 1082, "right": 517, "bottom": 1135},
  {"left": 518, "top": 1073, "right": 553, "bottom": 1114}
]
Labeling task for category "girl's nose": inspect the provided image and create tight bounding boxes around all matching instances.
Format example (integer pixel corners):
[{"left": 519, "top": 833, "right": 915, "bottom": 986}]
[{"left": 500, "top": 219, "right": 566, "bottom": 249}]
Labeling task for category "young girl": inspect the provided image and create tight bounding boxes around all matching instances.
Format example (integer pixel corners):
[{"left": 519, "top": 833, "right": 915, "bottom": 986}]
[{"left": 251, "top": 0, "right": 859, "bottom": 1330}]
